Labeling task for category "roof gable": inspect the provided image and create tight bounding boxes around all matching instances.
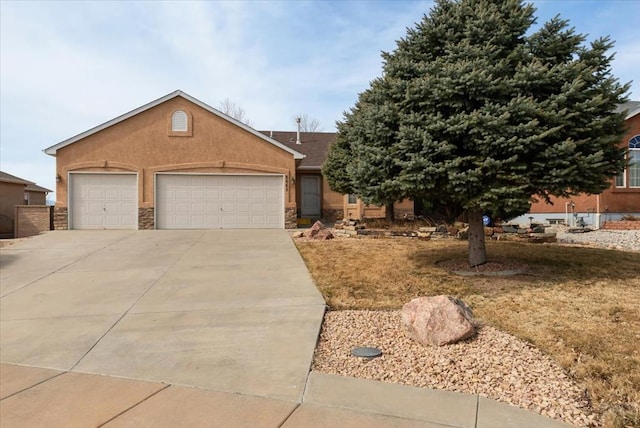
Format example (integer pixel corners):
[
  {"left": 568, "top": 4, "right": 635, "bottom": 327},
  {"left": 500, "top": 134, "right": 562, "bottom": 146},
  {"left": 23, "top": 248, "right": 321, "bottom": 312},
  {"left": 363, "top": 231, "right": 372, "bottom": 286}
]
[{"left": 44, "top": 90, "right": 304, "bottom": 160}]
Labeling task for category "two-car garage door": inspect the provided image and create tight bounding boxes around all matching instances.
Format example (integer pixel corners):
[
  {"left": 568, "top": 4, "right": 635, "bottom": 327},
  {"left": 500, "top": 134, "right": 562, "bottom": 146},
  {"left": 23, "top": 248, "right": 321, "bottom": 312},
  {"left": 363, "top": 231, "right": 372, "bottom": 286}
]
[
  {"left": 156, "top": 174, "right": 284, "bottom": 229},
  {"left": 69, "top": 173, "right": 284, "bottom": 230}
]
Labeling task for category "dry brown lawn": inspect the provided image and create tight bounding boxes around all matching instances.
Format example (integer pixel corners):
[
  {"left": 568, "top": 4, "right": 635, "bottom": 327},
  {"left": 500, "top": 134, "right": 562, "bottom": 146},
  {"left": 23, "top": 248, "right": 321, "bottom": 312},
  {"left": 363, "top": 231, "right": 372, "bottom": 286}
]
[{"left": 295, "top": 238, "right": 640, "bottom": 428}]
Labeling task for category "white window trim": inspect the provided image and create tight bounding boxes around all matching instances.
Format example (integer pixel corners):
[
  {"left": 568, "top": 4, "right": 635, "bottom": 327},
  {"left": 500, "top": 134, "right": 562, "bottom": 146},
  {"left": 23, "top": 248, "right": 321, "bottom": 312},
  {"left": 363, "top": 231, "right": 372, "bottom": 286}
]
[{"left": 629, "top": 135, "right": 640, "bottom": 188}]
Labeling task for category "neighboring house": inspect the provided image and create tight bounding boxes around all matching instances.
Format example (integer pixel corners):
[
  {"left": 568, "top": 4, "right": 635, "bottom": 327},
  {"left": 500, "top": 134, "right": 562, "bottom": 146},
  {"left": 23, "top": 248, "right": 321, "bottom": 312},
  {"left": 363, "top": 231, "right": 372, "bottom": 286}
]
[
  {"left": 512, "top": 101, "right": 640, "bottom": 227},
  {"left": 0, "top": 171, "right": 52, "bottom": 237}
]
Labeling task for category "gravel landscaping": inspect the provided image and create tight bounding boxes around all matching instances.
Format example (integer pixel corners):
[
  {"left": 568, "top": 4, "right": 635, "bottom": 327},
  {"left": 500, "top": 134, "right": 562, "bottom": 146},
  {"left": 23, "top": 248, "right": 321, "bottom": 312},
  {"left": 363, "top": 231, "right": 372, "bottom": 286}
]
[
  {"left": 313, "top": 310, "right": 597, "bottom": 427},
  {"left": 306, "top": 229, "right": 639, "bottom": 427},
  {"left": 556, "top": 229, "right": 640, "bottom": 252},
  {"left": 313, "top": 228, "right": 640, "bottom": 427}
]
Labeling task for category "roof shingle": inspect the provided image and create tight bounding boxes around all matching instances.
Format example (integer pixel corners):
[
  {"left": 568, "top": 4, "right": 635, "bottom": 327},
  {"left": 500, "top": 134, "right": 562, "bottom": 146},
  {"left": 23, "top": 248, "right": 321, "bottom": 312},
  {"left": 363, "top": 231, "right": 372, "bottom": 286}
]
[{"left": 262, "top": 131, "right": 336, "bottom": 169}]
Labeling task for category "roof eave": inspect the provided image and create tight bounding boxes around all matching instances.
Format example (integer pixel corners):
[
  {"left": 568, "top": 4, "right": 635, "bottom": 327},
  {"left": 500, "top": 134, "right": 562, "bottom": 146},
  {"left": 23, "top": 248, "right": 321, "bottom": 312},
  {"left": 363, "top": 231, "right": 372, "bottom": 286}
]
[{"left": 626, "top": 107, "right": 640, "bottom": 120}]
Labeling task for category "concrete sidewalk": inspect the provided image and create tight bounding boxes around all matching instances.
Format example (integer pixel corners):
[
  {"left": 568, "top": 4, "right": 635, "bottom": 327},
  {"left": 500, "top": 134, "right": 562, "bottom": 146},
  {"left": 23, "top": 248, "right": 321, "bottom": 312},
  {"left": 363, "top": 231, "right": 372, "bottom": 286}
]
[
  {"left": 0, "top": 365, "right": 573, "bottom": 427},
  {"left": 0, "top": 231, "right": 573, "bottom": 427}
]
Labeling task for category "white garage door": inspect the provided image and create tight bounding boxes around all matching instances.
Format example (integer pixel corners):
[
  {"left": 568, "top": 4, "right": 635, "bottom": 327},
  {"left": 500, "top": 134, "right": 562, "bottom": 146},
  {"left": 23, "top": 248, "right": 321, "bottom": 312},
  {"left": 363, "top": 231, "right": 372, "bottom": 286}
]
[
  {"left": 70, "top": 173, "right": 138, "bottom": 230},
  {"left": 156, "top": 174, "right": 284, "bottom": 229}
]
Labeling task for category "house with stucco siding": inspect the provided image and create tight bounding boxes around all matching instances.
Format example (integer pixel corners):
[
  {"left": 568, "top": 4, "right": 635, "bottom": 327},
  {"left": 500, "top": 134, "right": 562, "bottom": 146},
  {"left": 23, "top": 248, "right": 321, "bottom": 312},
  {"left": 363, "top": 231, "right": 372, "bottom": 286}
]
[{"left": 44, "top": 90, "right": 412, "bottom": 231}]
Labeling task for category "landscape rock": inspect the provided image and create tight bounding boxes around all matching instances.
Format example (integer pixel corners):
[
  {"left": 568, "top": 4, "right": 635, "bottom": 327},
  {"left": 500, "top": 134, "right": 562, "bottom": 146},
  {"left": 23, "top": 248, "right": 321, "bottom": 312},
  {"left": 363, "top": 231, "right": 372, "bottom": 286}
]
[
  {"left": 305, "top": 220, "right": 325, "bottom": 238},
  {"left": 502, "top": 225, "right": 518, "bottom": 233},
  {"left": 303, "top": 221, "right": 334, "bottom": 240},
  {"left": 456, "top": 227, "right": 469, "bottom": 240},
  {"left": 314, "top": 229, "right": 334, "bottom": 240},
  {"left": 401, "top": 295, "right": 476, "bottom": 346}
]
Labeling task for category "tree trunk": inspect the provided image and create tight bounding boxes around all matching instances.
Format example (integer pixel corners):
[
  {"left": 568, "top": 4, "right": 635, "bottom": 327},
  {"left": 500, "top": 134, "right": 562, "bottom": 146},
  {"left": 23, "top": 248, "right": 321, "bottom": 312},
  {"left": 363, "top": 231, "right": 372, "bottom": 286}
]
[
  {"left": 385, "top": 202, "right": 395, "bottom": 221},
  {"left": 467, "top": 208, "right": 487, "bottom": 267}
]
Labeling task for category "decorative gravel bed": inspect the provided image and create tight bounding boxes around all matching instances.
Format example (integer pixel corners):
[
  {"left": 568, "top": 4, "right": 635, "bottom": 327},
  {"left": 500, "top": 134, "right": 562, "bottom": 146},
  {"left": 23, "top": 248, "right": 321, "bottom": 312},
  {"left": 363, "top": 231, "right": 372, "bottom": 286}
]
[
  {"left": 556, "top": 229, "right": 640, "bottom": 252},
  {"left": 313, "top": 310, "right": 598, "bottom": 427}
]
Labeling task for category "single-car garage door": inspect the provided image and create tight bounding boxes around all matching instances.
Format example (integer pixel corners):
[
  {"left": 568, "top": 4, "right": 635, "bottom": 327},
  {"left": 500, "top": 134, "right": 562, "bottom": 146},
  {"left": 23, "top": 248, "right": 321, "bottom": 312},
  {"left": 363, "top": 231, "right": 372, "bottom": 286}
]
[
  {"left": 70, "top": 173, "right": 138, "bottom": 229},
  {"left": 156, "top": 174, "right": 284, "bottom": 229}
]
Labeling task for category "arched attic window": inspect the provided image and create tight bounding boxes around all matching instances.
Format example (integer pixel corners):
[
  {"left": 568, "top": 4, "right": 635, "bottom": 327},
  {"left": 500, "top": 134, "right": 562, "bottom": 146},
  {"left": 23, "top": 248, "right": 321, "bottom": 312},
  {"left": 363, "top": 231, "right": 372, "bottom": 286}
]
[{"left": 171, "top": 110, "right": 188, "bottom": 132}]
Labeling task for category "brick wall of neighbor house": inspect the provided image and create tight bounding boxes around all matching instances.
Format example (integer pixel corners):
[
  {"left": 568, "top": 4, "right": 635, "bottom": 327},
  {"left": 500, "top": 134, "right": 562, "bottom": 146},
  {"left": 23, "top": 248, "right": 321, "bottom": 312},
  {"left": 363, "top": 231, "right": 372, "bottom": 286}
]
[
  {"left": 54, "top": 96, "right": 298, "bottom": 224},
  {"left": 528, "top": 113, "right": 640, "bottom": 215},
  {"left": 138, "top": 207, "right": 154, "bottom": 229},
  {"left": 602, "top": 220, "right": 640, "bottom": 230},
  {"left": 15, "top": 205, "right": 52, "bottom": 238},
  {"left": 53, "top": 206, "right": 68, "bottom": 230}
]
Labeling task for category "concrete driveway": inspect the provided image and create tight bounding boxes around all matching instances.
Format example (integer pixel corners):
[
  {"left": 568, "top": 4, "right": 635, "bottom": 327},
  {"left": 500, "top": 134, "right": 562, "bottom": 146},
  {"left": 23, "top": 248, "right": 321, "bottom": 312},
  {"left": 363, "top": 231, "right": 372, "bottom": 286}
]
[{"left": 0, "top": 230, "right": 326, "bottom": 402}]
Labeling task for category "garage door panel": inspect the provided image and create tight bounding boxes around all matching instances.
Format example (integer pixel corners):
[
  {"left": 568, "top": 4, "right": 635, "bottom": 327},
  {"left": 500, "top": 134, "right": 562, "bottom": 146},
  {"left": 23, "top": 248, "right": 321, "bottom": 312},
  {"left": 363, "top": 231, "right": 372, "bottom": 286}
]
[
  {"left": 175, "top": 190, "right": 190, "bottom": 199},
  {"left": 71, "top": 174, "right": 138, "bottom": 230},
  {"left": 156, "top": 174, "right": 283, "bottom": 229}
]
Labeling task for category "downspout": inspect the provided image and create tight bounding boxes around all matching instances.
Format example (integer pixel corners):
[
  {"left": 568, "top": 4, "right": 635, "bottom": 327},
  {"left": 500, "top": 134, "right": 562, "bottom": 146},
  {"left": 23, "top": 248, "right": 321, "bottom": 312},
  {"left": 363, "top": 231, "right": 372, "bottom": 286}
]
[{"left": 595, "top": 194, "right": 601, "bottom": 229}]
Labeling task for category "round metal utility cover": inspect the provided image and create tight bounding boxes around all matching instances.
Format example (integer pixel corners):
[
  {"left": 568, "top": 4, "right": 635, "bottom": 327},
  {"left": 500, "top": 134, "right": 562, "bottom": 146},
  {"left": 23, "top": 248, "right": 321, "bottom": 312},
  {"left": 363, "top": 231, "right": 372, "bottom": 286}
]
[{"left": 351, "top": 347, "right": 382, "bottom": 359}]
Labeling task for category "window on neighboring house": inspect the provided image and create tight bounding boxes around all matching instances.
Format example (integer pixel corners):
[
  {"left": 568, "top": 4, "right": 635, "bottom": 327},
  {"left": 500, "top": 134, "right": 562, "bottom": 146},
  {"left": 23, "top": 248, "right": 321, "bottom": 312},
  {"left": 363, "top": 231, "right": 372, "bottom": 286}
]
[
  {"left": 615, "top": 169, "right": 626, "bottom": 187},
  {"left": 171, "top": 110, "right": 188, "bottom": 132},
  {"left": 630, "top": 135, "right": 640, "bottom": 188},
  {"left": 24, "top": 192, "right": 30, "bottom": 205},
  {"left": 347, "top": 194, "right": 358, "bottom": 204}
]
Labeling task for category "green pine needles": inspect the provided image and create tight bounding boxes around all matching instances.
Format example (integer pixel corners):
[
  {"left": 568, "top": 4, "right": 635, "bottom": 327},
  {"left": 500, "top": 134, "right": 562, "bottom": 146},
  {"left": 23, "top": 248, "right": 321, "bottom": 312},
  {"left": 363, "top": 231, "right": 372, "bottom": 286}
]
[{"left": 322, "top": 0, "right": 629, "bottom": 266}]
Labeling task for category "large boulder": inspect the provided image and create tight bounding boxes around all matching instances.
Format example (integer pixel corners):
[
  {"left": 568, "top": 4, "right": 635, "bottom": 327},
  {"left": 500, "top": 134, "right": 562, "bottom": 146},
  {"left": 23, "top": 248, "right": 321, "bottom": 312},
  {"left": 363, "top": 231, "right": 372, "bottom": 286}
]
[
  {"left": 401, "top": 296, "right": 476, "bottom": 346},
  {"left": 304, "top": 220, "right": 334, "bottom": 240}
]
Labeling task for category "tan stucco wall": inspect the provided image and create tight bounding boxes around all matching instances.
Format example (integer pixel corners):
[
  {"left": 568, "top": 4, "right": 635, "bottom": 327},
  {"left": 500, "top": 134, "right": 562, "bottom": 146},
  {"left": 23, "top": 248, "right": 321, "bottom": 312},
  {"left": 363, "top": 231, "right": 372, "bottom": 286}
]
[
  {"left": 344, "top": 197, "right": 415, "bottom": 220},
  {"left": 322, "top": 177, "right": 343, "bottom": 209},
  {"left": 26, "top": 190, "right": 47, "bottom": 205},
  {"left": 0, "top": 182, "right": 25, "bottom": 221},
  {"left": 54, "top": 96, "right": 297, "bottom": 209}
]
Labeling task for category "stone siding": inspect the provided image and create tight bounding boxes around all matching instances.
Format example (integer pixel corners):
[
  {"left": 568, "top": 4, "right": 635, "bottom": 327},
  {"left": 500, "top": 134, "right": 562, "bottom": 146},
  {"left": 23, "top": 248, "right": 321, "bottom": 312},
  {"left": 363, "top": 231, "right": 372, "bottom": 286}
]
[
  {"left": 138, "top": 207, "right": 155, "bottom": 230},
  {"left": 285, "top": 207, "right": 297, "bottom": 229},
  {"left": 15, "top": 205, "right": 52, "bottom": 238},
  {"left": 322, "top": 208, "right": 344, "bottom": 222},
  {"left": 53, "top": 206, "right": 68, "bottom": 230}
]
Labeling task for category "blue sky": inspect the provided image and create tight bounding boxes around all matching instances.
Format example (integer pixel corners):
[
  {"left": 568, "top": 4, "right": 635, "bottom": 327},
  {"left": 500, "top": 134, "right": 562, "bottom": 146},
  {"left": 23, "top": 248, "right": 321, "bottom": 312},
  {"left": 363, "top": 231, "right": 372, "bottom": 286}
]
[{"left": 1, "top": 0, "right": 638, "bottom": 199}]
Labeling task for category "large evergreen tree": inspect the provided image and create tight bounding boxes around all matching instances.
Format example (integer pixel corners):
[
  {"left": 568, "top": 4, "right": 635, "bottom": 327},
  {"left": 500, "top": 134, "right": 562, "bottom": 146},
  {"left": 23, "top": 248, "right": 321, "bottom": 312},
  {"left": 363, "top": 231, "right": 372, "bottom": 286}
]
[{"left": 323, "top": 0, "right": 628, "bottom": 266}]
